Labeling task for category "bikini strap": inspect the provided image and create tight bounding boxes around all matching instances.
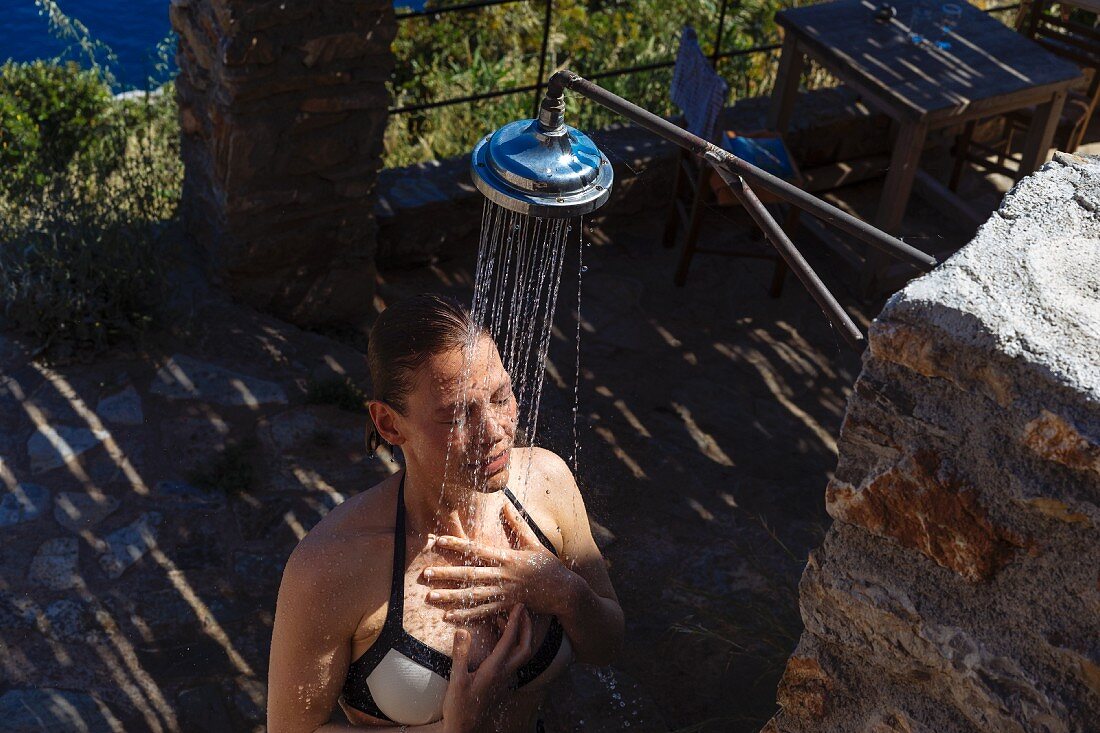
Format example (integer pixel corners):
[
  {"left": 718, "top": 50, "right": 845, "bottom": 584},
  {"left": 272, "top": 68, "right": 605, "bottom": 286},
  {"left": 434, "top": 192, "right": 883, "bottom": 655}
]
[
  {"left": 503, "top": 488, "right": 558, "bottom": 557},
  {"left": 386, "top": 473, "right": 408, "bottom": 626}
]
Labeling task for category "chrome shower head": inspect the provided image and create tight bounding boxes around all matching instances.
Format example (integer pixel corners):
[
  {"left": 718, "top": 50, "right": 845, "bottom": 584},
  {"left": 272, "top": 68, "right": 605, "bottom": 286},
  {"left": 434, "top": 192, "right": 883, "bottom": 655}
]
[{"left": 470, "top": 107, "right": 613, "bottom": 219}]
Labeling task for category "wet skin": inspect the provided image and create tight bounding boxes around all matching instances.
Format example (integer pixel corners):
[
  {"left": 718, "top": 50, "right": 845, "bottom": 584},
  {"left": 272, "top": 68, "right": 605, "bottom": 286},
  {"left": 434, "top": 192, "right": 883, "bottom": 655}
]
[{"left": 267, "top": 336, "right": 623, "bottom": 733}]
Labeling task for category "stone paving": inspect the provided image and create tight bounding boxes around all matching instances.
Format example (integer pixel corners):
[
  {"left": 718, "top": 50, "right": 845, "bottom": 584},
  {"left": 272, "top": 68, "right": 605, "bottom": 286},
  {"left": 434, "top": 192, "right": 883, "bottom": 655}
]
[
  {"left": 0, "top": 298, "right": 390, "bottom": 731},
  {"left": 2, "top": 135, "right": 1092, "bottom": 731}
]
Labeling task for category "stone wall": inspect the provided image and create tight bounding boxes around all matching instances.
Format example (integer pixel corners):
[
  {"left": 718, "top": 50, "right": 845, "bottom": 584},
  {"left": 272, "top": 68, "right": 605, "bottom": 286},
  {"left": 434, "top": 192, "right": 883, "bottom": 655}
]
[
  {"left": 766, "top": 152, "right": 1100, "bottom": 732},
  {"left": 171, "top": 0, "right": 396, "bottom": 326}
]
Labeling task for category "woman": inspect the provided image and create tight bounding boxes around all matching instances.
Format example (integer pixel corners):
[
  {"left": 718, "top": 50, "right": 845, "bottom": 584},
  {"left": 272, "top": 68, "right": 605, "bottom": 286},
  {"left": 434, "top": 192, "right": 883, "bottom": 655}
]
[{"left": 268, "top": 294, "right": 623, "bottom": 732}]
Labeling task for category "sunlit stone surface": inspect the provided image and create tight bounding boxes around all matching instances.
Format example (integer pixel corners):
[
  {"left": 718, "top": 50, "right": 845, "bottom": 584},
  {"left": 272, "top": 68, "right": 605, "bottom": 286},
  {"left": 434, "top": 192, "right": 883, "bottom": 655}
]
[
  {"left": 768, "top": 153, "right": 1100, "bottom": 733},
  {"left": 150, "top": 354, "right": 288, "bottom": 406}
]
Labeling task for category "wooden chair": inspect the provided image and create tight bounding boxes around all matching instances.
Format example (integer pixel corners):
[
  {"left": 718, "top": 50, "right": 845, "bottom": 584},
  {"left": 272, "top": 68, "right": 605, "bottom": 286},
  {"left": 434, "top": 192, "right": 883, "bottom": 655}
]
[
  {"left": 661, "top": 27, "right": 795, "bottom": 297},
  {"left": 950, "top": 1, "right": 1100, "bottom": 190}
]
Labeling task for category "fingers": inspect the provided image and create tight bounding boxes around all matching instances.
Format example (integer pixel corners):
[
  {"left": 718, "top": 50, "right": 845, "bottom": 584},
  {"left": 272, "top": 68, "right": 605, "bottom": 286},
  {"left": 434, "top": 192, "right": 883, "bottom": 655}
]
[
  {"left": 450, "top": 629, "right": 472, "bottom": 683},
  {"left": 480, "top": 603, "right": 524, "bottom": 671},
  {"left": 444, "top": 600, "right": 513, "bottom": 624},
  {"left": 434, "top": 536, "right": 507, "bottom": 566},
  {"left": 428, "top": 585, "right": 514, "bottom": 607},
  {"left": 501, "top": 501, "right": 544, "bottom": 550},
  {"left": 423, "top": 565, "right": 502, "bottom": 583},
  {"left": 503, "top": 609, "right": 536, "bottom": 675}
]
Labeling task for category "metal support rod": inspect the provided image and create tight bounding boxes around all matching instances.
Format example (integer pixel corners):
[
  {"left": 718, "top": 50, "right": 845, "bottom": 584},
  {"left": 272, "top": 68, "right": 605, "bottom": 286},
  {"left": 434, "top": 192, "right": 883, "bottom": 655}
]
[
  {"left": 532, "top": 0, "right": 554, "bottom": 119},
  {"left": 707, "top": 155, "right": 864, "bottom": 348},
  {"left": 543, "top": 70, "right": 938, "bottom": 271}
]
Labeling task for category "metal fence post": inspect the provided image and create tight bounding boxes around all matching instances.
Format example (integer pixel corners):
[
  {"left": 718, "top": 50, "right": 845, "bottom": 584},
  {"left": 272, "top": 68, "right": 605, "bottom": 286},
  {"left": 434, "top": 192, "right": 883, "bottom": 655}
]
[
  {"left": 532, "top": 0, "right": 554, "bottom": 119},
  {"left": 711, "top": 0, "right": 730, "bottom": 69}
]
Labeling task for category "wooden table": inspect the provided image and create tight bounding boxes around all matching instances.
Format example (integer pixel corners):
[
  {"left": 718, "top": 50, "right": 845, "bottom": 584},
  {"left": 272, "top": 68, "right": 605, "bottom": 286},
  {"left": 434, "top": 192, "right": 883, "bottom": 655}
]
[{"left": 768, "top": 0, "right": 1082, "bottom": 292}]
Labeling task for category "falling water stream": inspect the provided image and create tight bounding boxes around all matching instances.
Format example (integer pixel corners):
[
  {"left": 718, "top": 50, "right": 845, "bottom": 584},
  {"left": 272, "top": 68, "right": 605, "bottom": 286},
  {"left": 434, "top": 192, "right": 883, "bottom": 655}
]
[
  {"left": 437, "top": 199, "right": 586, "bottom": 501},
  {"left": 429, "top": 200, "right": 647, "bottom": 729}
]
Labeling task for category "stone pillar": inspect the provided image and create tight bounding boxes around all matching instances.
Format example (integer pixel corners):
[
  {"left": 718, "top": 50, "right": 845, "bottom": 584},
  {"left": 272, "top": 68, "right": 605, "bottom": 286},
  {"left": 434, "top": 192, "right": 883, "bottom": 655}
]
[
  {"left": 170, "top": 0, "right": 395, "bottom": 326},
  {"left": 767, "top": 153, "right": 1100, "bottom": 733}
]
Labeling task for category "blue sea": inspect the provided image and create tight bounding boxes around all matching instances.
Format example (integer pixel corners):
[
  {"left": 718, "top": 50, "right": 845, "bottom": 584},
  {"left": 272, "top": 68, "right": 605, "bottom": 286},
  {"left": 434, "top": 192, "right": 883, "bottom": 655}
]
[{"left": 3, "top": 0, "right": 427, "bottom": 90}]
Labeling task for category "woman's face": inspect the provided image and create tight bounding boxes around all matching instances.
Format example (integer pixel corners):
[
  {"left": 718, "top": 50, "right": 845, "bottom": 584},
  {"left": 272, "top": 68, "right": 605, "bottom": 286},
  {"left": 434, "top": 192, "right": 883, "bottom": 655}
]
[{"left": 399, "top": 333, "right": 518, "bottom": 493}]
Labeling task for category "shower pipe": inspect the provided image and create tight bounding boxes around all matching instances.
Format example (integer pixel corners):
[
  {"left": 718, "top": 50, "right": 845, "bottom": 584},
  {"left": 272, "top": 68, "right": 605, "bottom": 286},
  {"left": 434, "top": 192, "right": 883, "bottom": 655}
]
[{"left": 541, "top": 70, "right": 940, "bottom": 349}]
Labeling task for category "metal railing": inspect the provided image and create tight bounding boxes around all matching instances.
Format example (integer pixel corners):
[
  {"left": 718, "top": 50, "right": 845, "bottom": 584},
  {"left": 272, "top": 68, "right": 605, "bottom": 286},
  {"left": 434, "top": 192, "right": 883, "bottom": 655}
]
[{"left": 388, "top": 1, "right": 1022, "bottom": 118}]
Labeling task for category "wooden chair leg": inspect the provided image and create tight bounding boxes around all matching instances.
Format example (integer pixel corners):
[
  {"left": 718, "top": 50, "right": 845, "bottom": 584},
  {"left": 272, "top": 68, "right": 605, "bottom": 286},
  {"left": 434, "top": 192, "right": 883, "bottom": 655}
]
[
  {"left": 949, "top": 120, "right": 975, "bottom": 192},
  {"left": 674, "top": 169, "right": 709, "bottom": 287},
  {"left": 998, "top": 124, "right": 1016, "bottom": 168},
  {"left": 1066, "top": 108, "right": 1091, "bottom": 153},
  {"left": 662, "top": 149, "right": 687, "bottom": 249}
]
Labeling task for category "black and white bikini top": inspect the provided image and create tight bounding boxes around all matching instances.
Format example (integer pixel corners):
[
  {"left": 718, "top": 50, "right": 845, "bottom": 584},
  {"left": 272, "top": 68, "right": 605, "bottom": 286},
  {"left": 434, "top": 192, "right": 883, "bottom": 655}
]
[{"left": 341, "top": 474, "right": 573, "bottom": 725}]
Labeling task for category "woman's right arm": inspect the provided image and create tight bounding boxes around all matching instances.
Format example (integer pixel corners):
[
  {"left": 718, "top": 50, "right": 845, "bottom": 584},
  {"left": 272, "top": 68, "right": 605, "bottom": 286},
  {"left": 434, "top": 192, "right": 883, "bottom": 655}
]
[{"left": 267, "top": 535, "right": 431, "bottom": 732}]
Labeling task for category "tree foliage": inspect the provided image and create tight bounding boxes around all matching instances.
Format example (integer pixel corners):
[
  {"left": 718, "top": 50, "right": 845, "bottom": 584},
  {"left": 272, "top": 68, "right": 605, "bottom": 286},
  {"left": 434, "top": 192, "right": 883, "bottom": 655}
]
[{"left": 384, "top": 0, "right": 809, "bottom": 167}]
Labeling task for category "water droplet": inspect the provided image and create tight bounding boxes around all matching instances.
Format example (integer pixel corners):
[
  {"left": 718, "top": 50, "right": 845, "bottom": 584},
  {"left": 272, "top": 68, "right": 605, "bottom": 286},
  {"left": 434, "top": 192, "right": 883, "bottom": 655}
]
[{"left": 580, "top": 266, "right": 589, "bottom": 273}]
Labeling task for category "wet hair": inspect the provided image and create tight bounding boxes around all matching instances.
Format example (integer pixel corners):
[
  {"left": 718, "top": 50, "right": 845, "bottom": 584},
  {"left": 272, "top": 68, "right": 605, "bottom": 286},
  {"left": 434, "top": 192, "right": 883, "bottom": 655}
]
[{"left": 366, "top": 293, "right": 485, "bottom": 450}]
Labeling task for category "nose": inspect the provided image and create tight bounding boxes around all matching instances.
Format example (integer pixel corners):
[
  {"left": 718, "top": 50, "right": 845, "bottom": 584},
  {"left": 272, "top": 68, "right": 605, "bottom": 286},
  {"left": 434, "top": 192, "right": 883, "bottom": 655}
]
[{"left": 470, "top": 404, "right": 509, "bottom": 447}]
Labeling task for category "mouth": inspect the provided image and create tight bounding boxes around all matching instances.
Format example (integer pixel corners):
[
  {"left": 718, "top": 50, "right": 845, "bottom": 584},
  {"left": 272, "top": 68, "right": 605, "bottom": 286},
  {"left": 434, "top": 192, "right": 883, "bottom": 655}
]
[{"left": 469, "top": 449, "right": 509, "bottom": 476}]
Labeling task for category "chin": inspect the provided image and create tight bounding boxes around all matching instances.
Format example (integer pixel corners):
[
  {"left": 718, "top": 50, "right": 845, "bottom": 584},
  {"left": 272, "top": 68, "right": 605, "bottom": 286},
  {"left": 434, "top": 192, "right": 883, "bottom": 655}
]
[{"left": 473, "top": 466, "right": 510, "bottom": 493}]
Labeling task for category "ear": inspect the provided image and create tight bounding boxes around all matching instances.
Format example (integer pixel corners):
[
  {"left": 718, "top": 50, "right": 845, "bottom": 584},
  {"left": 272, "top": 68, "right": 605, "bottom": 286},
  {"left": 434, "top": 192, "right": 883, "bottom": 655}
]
[{"left": 368, "top": 400, "right": 407, "bottom": 446}]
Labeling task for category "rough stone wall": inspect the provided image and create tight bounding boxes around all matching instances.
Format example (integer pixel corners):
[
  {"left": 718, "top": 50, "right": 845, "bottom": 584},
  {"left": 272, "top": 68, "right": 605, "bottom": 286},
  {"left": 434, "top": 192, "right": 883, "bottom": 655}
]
[
  {"left": 767, "top": 152, "right": 1100, "bottom": 733},
  {"left": 171, "top": 0, "right": 395, "bottom": 325}
]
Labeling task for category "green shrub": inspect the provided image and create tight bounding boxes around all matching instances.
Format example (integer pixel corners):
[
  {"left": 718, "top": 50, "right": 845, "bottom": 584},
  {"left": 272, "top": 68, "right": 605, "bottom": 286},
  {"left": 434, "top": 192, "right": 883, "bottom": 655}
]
[
  {"left": 0, "top": 75, "right": 181, "bottom": 358},
  {"left": 0, "top": 61, "right": 116, "bottom": 197},
  {"left": 0, "top": 62, "right": 180, "bottom": 359}
]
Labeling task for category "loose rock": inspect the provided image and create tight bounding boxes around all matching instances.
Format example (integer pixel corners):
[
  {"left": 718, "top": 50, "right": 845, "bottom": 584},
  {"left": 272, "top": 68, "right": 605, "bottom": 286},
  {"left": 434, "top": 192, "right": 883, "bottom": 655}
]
[
  {"left": 28, "top": 537, "right": 80, "bottom": 590},
  {"left": 150, "top": 354, "right": 287, "bottom": 406},
  {"left": 0, "top": 483, "right": 50, "bottom": 526},
  {"left": 53, "top": 492, "right": 121, "bottom": 533},
  {"left": 0, "top": 688, "right": 118, "bottom": 733},
  {"left": 99, "top": 512, "right": 163, "bottom": 579},
  {"left": 41, "top": 599, "right": 92, "bottom": 643},
  {"left": 96, "top": 385, "right": 144, "bottom": 426},
  {"left": 154, "top": 479, "right": 222, "bottom": 506},
  {"left": 28, "top": 425, "right": 108, "bottom": 474}
]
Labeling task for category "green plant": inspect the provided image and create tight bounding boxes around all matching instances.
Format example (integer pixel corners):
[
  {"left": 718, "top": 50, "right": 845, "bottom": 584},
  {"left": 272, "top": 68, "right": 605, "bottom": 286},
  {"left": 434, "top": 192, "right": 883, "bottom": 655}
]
[
  {"left": 186, "top": 437, "right": 259, "bottom": 496},
  {"left": 305, "top": 377, "right": 370, "bottom": 413},
  {"left": 384, "top": 0, "right": 822, "bottom": 167},
  {"left": 0, "top": 61, "right": 116, "bottom": 197},
  {"left": 0, "top": 5, "right": 181, "bottom": 359}
]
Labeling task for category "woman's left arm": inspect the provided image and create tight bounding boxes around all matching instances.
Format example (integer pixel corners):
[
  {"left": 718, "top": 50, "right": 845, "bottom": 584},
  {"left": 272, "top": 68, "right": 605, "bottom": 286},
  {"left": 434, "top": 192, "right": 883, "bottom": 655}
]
[{"left": 542, "top": 452, "right": 624, "bottom": 666}]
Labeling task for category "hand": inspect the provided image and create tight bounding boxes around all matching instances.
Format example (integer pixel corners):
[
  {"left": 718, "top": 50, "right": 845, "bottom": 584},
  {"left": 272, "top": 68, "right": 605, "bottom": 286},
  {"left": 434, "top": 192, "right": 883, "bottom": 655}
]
[
  {"left": 425, "top": 501, "right": 574, "bottom": 623},
  {"left": 441, "top": 603, "right": 535, "bottom": 733}
]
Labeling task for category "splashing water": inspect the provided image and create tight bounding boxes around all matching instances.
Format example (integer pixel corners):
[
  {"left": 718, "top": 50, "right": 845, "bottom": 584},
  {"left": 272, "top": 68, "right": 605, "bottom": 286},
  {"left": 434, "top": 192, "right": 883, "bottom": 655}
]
[{"left": 439, "top": 200, "right": 582, "bottom": 500}]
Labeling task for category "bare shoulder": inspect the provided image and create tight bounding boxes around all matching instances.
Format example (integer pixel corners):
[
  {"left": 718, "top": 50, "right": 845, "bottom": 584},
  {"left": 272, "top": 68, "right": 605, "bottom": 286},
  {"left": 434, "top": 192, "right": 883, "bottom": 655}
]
[
  {"left": 279, "top": 476, "right": 398, "bottom": 613},
  {"left": 512, "top": 447, "right": 584, "bottom": 518},
  {"left": 518, "top": 446, "right": 576, "bottom": 488}
]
